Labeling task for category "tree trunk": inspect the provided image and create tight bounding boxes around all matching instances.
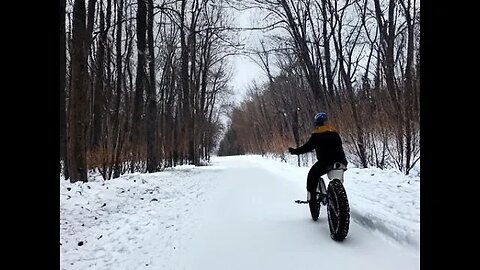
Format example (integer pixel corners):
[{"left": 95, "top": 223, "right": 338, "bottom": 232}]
[
  {"left": 401, "top": 0, "right": 415, "bottom": 174},
  {"left": 111, "top": 0, "right": 124, "bottom": 179},
  {"left": 146, "top": 0, "right": 159, "bottom": 172},
  {"left": 86, "top": 0, "right": 97, "bottom": 50},
  {"left": 131, "top": 0, "right": 147, "bottom": 169},
  {"left": 68, "top": 0, "right": 88, "bottom": 182},
  {"left": 179, "top": 0, "right": 192, "bottom": 164},
  {"left": 280, "top": 0, "right": 325, "bottom": 105},
  {"left": 321, "top": 0, "right": 334, "bottom": 99},
  {"left": 92, "top": 1, "right": 105, "bottom": 148},
  {"left": 374, "top": 0, "right": 400, "bottom": 112},
  {"left": 60, "top": 0, "right": 69, "bottom": 179}
]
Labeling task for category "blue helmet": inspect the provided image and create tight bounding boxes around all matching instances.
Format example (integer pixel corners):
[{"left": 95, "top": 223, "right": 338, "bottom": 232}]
[{"left": 314, "top": 112, "right": 327, "bottom": 126}]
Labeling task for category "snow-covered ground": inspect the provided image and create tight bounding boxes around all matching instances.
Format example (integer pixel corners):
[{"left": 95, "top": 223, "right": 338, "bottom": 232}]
[
  {"left": 257, "top": 153, "right": 420, "bottom": 248},
  {"left": 60, "top": 155, "right": 420, "bottom": 270}
]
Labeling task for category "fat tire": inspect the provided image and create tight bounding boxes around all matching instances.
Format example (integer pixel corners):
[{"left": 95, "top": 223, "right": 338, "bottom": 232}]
[
  {"left": 327, "top": 179, "right": 350, "bottom": 241},
  {"left": 309, "top": 193, "right": 321, "bottom": 221}
]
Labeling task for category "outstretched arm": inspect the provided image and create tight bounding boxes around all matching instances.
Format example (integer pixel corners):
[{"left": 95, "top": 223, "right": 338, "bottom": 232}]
[{"left": 290, "top": 134, "right": 315, "bottom": 155}]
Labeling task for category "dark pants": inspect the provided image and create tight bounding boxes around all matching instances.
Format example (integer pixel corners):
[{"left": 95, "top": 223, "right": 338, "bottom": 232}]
[{"left": 306, "top": 161, "right": 330, "bottom": 193}]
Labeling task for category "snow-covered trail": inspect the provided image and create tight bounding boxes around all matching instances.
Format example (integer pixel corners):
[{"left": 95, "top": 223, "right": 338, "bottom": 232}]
[{"left": 173, "top": 156, "right": 419, "bottom": 270}]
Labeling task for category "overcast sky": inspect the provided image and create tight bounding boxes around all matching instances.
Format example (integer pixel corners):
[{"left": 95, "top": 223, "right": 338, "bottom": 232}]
[{"left": 227, "top": 7, "right": 268, "bottom": 103}]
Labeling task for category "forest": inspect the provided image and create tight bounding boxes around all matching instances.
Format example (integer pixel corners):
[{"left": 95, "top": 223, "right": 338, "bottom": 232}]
[{"left": 60, "top": 0, "right": 420, "bottom": 183}]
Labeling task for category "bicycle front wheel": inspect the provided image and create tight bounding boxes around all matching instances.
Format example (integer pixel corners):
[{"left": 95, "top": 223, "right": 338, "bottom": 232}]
[{"left": 309, "top": 192, "right": 321, "bottom": 221}]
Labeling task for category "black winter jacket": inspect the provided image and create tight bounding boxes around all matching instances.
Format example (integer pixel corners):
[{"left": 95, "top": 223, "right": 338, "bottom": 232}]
[{"left": 291, "top": 125, "right": 348, "bottom": 166}]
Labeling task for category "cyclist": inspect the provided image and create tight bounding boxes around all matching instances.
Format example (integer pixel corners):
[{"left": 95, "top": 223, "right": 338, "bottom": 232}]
[{"left": 288, "top": 112, "right": 348, "bottom": 203}]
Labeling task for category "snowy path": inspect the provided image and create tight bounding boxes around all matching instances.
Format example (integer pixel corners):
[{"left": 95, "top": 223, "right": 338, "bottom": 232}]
[
  {"left": 60, "top": 155, "right": 419, "bottom": 270},
  {"left": 172, "top": 156, "right": 419, "bottom": 270}
]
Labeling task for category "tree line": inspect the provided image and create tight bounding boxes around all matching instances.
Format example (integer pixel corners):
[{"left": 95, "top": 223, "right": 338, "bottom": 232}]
[
  {"left": 60, "top": 0, "right": 236, "bottom": 182},
  {"left": 218, "top": 0, "right": 420, "bottom": 175}
]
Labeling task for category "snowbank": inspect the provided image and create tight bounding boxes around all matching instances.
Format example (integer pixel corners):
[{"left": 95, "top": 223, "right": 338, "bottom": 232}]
[{"left": 60, "top": 165, "right": 222, "bottom": 269}]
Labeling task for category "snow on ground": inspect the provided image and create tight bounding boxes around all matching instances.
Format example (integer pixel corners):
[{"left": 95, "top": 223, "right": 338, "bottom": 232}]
[
  {"left": 60, "top": 165, "right": 224, "bottom": 269},
  {"left": 60, "top": 155, "right": 419, "bottom": 270},
  {"left": 246, "top": 154, "right": 420, "bottom": 249}
]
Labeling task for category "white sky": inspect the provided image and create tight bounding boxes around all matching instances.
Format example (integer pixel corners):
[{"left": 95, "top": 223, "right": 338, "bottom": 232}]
[
  {"left": 227, "top": 7, "right": 267, "bottom": 102},
  {"left": 60, "top": 155, "right": 420, "bottom": 270}
]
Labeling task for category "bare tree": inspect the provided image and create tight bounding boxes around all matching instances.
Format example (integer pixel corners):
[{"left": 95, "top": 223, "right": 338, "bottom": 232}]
[
  {"left": 279, "top": 0, "right": 327, "bottom": 106},
  {"left": 131, "top": 0, "right": 148, "bottom": 172},
  {"left": 146, "top": 0, "right": 159, "bottom": 172},
  {"left": 91, "top": 0, "right": 105, "bottom": 148},
  {"left": 327, "top": 0, "right": 368, "bottom": 168},
  {"left": 68, "top": 0, "right": 89, "bottom": 182},
  {"left": 60, "top": 0, "right": 69, "bottom": 179},
  {"left": 104, "top": 0, "right": 124, "bottom": 179},
  {"left": 218, "top": 0, "right": 420, "bottom": 174}
]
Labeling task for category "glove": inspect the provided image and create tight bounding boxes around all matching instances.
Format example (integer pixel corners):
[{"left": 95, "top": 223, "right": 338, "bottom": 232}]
[{"left": 288, "top": 147, "right": 296, "bottom": 155}]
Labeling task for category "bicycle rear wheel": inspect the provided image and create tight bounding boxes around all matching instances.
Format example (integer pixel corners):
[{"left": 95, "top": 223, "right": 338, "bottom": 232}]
[{"left": 327, "top": 179, "right": 350, "bottom": 241}]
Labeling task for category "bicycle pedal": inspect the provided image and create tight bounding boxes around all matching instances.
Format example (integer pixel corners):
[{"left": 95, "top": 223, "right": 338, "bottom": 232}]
[{"left": 295, "top": 200, "right": 309, "bottom": 204}]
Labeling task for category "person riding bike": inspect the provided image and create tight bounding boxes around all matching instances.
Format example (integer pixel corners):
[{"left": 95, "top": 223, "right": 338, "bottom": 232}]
[{"left": 288, "top": 112, "right": 348, "bottom": 202}]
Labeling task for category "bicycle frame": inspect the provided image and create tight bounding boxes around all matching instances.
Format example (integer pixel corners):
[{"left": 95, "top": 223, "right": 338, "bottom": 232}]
[
  {"left": 305, "top": 162, "right": 347, "bottom": 203},
  {"left": 319, "top": 162, "right": 347, "bottom": 193}
]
